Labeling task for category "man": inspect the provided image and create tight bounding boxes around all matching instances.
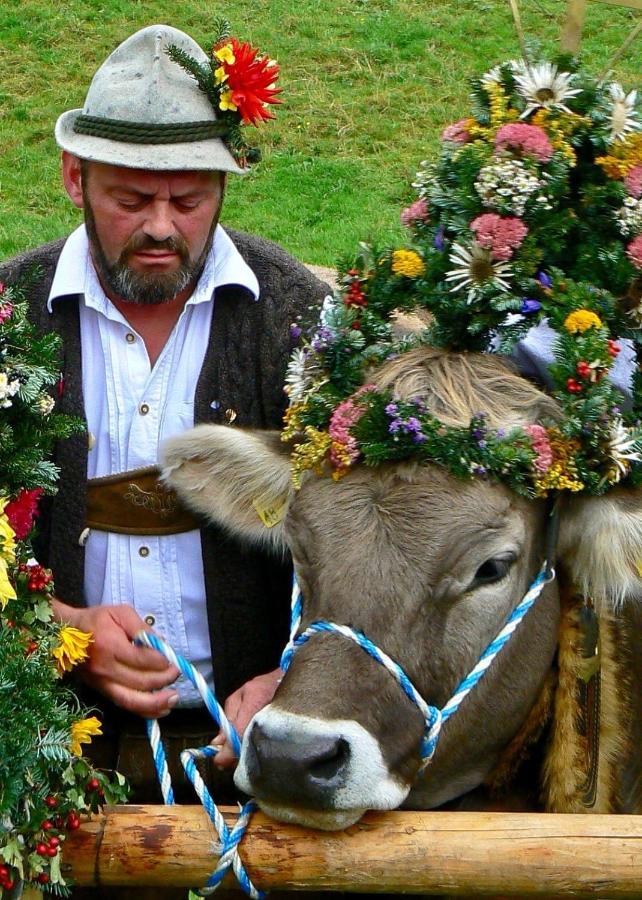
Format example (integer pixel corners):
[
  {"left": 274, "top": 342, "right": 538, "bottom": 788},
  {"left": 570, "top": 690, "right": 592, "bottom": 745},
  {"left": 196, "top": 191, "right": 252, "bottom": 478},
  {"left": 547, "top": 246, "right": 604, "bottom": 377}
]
[{"left": 0, "top": 24, "right": 328, "bottom": 796}]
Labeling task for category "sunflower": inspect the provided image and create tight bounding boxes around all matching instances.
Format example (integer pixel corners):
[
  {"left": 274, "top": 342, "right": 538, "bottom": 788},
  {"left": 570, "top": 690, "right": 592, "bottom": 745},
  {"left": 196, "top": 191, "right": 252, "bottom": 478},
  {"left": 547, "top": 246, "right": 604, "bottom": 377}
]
[
  {"left": 52, "top": 626, "right": 93, "bottom": 675},
  {"left": 608, "top": 83, "right": 640, "bottom": 143},
  {"left": 512, "top": 61, "right": 581, "bottom": 119},
  {"left": 445, "top": 243, "right": 513, "bottom": 303},
  {"left": 69, "top": 716, "right": 102, "bottom": 757}
]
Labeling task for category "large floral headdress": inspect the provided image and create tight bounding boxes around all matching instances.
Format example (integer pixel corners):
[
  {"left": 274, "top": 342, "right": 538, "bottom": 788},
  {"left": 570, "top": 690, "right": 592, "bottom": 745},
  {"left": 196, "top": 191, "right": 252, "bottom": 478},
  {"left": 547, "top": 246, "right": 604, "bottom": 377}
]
[
  {"left": 167, "top": 18, "right": 281, "bottom": 166},
  {"left": 285, "top": 53, "right": 642, "bottom": 498}
]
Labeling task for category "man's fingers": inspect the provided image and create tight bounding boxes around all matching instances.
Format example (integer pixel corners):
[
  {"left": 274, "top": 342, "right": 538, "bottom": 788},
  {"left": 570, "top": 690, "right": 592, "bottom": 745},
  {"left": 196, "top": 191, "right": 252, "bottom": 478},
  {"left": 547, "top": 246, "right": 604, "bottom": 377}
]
[
  {"left": 114, "top": 638, "right": 180, "bottom": 675},
  {"left": 93, "top": 680, "right": 180, "bottom": 718}
]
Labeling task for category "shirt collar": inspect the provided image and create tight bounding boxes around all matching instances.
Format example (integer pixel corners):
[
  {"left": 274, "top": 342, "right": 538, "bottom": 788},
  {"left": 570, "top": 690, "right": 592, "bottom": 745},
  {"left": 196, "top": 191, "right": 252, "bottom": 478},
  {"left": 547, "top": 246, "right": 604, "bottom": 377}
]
[{"left": 47, "top": 223, "right": 260, "bottom": 313}]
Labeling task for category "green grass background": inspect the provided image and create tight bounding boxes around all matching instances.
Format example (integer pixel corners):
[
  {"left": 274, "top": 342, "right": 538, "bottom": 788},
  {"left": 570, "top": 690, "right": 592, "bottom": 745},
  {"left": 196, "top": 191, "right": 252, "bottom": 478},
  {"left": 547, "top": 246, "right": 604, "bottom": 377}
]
[{"left": 0, "top": 0, "right": 640, "bottom": 265}]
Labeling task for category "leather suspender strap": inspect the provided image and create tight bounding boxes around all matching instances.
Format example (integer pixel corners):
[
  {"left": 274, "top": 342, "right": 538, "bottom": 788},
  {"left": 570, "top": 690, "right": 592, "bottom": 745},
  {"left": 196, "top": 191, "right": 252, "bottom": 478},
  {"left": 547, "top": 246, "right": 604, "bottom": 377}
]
[{"left": 85, "top": 466, "right": 201, "bottom": 535}]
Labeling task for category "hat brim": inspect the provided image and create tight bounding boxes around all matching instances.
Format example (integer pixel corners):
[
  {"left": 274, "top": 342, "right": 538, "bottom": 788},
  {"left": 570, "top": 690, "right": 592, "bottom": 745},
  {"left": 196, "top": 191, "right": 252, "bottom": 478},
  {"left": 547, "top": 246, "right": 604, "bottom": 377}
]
[{"left": 55, "top": 110, "right": 248, "bottom": 175}]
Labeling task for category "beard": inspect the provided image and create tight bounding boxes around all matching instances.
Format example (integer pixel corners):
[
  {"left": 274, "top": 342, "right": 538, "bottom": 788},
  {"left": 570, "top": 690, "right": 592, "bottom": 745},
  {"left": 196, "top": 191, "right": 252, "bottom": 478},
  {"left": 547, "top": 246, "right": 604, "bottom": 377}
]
[{"left": 83, "top": 196, "right": 217, "bottom": 306}]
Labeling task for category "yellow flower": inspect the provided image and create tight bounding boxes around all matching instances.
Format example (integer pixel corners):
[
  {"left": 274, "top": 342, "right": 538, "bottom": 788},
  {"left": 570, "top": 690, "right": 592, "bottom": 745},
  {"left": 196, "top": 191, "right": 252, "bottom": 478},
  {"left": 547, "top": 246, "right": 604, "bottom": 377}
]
[
  {"left": 290, "top": 426, "right": 333, "bottom": 488},
  {"left": 0, "top": 502, "right": 16, "bottom": 563},
  {"left": 391, "top": 250, "right": 425, "bottom": 278},
  {"left": 0, "top": 557, "right": 16, "bottom": 610},
  {"left": 69, "top": 716, "right": 102, "bottom": 757},
  {"left": 53, "top": 626, "right": 93, "bottom": 675},
  {"left": 482, "top": 81, "right": 519, "bottom": 128},
  {"left": 596, "top": 134, "right": 642, "bottom": 178},
  {"left": 214, "top": 65, "right": 228, "bottom": 84},
  {"left": 564, "top": 309, "right": 603, "bottom": 334},
  {"left": 219, "top": 89, "right": 238, "bottom": 113},
  {"left": 214, "top": 43, "right": 235, "bottom": 65}
]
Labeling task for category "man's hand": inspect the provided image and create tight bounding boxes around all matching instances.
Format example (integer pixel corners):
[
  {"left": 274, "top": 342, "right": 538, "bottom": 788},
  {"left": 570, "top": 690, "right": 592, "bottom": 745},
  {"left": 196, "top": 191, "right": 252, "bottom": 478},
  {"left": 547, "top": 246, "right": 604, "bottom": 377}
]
[
  {"left": 212, "top": 667, "right": 282, "bottom": 768},
  {"left": 52, "top": 599, "right": 180, "bottom": 718}
]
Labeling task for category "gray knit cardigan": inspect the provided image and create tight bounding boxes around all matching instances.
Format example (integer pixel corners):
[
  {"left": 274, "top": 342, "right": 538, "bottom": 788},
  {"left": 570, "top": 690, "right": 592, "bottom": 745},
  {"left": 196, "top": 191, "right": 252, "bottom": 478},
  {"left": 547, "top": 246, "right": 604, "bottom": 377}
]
[{"left": 0, "top": 229, "right": 329, "bottom": 702}]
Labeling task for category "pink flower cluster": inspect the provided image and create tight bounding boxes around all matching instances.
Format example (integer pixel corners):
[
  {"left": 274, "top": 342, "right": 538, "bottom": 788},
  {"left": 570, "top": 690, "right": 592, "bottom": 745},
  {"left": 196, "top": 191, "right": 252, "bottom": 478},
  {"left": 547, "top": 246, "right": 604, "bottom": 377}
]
[
  {"left": 400, "top": 198, "right": 430, "bottom": 228},
  {"left": 0, "top": 302, "right": 13, "bottom": 324},
  {"left": 441, "top": 118, "right": 473, "bottom": 144},
  {"left": 328, "top": 385, "right": 375, "bottom": 469},
  {"left": 625, "top": 165, "right": 642, "bottom": 199},
  {"left": 525, "top": 424, "right": 553, "bottom": 474},
  {"left": 626, "top": 235, "right": 642, "bottom": 270},
  {"left": 495, "top": 123, "right": 554, "bottom": 163},
  {"left": 470, "top": 213, "right": 528, "bottom": 261}
]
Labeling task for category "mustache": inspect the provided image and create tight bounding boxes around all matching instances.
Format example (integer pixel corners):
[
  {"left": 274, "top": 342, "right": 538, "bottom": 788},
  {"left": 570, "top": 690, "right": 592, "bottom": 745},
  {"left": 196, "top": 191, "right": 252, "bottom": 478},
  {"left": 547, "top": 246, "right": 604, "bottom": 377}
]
[{"left": 118, "top": 233, "right": 190, "bottom": 263}]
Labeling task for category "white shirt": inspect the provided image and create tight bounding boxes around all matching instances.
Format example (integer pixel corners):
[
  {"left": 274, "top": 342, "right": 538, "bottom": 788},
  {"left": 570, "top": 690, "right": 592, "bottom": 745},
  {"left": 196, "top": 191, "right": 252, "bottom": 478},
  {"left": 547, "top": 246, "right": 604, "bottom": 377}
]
[{"left": 48, "top": 224, "right": 259, "bottom": 705}]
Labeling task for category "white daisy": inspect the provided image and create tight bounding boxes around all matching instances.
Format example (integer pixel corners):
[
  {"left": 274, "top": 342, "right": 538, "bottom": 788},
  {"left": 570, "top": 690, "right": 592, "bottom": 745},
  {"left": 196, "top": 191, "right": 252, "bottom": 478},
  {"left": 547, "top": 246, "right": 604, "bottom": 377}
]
[
  {"left": 284, "top": 348, "right": 311, "bottom": 402},
  {"left": 512, "top": 61, "right": 581, "bottom": 118},
  {"left": 605, "top": 418, "right": 642, "bottom": 483},
  {"left": 608, "top": 83, "right": 639, "bottom": 143},
  {"left": 445, "top": 242, "right": 513, "bottom": 303},
  {"left": 481, "top": 64, "right": 504, "bottom": 87}
]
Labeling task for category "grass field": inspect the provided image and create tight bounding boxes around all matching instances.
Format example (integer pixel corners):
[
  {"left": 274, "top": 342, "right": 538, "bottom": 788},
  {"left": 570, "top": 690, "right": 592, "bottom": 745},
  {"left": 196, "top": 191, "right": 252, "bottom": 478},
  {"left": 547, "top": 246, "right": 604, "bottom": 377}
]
[{"left": 0, "top": 0, "right": 640, "bottom": 265}]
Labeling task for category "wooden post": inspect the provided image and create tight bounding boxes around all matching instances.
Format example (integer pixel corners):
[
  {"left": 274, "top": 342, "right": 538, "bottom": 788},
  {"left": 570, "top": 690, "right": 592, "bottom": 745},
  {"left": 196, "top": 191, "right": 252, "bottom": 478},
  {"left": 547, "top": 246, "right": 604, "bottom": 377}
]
[
  {"left": 562, "top": 0, "right": 642, "bottom": 54},
  {"left": 61, "top": 805, "right": 642, "bottom": 895}
]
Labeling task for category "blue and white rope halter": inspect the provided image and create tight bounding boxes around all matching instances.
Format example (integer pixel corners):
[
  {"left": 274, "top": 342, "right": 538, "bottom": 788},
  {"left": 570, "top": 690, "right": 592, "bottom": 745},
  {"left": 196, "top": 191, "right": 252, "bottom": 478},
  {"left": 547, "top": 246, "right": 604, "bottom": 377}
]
[
  {"left": 137, "top": 556, "right": 555, "bottom": 896},
  {"left": 133, "top": 631, "right": 264, "bottom": 900}
]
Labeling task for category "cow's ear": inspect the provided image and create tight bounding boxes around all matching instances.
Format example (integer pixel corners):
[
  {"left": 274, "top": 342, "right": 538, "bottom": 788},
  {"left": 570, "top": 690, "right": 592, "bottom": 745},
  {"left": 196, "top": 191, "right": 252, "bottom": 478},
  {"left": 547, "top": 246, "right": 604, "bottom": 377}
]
[
  {"left": 559, "top": 487, "right": 642, "bottom": 609},
  {"left": 161, "top": 425, "right": 294, "bottom": 549}
]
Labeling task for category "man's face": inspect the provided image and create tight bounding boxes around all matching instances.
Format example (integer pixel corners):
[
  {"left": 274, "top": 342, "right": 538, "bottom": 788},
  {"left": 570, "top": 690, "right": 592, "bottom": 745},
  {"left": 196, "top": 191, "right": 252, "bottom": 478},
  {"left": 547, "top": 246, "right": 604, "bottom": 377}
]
[{"left": 80, "top": 162, "right": 225, "bottom": 304}]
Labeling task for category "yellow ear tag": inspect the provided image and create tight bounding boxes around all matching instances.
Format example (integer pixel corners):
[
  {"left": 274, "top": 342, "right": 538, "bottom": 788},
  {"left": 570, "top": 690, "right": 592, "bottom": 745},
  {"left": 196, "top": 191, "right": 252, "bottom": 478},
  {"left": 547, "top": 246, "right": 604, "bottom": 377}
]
[{"left": 252, "top": 496, "right": 288, "bottom": 529}]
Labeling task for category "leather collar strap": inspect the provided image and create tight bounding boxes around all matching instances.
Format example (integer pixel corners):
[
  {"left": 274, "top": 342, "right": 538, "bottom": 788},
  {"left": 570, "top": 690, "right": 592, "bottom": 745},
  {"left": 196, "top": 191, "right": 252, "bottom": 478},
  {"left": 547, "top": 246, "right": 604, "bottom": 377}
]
[{"left": 86, "top": 465, "right": 200, "bottom": 535}]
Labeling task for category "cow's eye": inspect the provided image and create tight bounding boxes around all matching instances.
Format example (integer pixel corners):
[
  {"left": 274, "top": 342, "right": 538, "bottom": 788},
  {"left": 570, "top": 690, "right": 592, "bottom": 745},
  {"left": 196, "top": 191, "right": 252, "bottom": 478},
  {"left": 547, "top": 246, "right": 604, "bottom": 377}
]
[{"left": 471, "top": 556, "right": 513, "bottom": 588}]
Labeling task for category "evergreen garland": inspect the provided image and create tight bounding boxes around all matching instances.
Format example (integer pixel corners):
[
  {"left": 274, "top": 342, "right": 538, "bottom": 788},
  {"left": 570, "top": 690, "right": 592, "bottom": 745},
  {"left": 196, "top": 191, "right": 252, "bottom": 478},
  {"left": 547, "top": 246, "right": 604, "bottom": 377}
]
[{"left": 0, "top": 281, "right": 128, "bottom": 897}]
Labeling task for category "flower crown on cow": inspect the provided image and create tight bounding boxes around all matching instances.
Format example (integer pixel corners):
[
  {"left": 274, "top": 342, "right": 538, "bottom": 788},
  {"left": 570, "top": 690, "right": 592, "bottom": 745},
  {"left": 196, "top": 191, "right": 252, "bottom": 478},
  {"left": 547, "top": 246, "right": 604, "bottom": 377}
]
[
  {"left": 285, "top": 53, "right": 642, "bottom": 498},
  {"left": 167, "top": 18, "right": 281, "bottom": 165}
]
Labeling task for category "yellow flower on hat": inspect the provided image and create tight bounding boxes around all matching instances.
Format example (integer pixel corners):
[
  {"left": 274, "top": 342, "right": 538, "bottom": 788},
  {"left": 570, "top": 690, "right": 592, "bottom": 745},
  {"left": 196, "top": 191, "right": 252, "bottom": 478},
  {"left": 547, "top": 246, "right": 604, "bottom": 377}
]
[
  {"left": 564, "top": 309, "right": 603, "bottom": 334},
  {"left": 214, "top": 43, "right": 235, "bottom": 65},
  {"left": 391, "top": 249, "right": 426, "bottom": 278},
  {"left": 0, "top": 557, "right": 16, "bottom": 610},
  {"left": 53, "top": 626, "right": 94, "bottom": 675},
  {"left": 214, "top": 65, "right": 228, "bottom": 84},
  {"left": 69, "top": 716, "right": 102, "bottom": 756},
  {"left": 219, "top": 89, "right": 238, "bottom": 113}
]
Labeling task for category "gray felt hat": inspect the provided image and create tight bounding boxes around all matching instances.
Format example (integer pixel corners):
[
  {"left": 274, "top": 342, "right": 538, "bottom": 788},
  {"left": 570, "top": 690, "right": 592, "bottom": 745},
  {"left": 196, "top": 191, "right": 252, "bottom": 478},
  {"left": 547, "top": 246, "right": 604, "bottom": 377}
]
[{"left": 55, "top": 24, "right": 246, "bottom": 174}]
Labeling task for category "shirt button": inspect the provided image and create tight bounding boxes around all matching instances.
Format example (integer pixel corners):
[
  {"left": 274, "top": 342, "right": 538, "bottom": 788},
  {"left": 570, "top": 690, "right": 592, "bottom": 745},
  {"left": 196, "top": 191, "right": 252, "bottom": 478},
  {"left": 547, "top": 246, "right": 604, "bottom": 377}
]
[
  {"left": 140, "top": 403, "right": 150, "bottom": 416},
  {"left": 139, "top": 546, "right": 150, "bottom": 558},
  {"left": 125, "top": 332, "right": 136, "bottom": 344},
  {"left": 144, "top": 614, "right": 155, "bottom": 626}
]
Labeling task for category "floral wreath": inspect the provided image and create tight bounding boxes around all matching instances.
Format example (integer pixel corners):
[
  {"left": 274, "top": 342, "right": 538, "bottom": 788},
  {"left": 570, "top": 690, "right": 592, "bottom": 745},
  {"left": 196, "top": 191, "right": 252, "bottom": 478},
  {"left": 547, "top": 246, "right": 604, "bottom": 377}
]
[
  {"left": 167, "top": 18, "right": 281, "bottom": 166},
  {"left": 0, "top": 282, "right": 128, "bottom": 895},
  {"left": 285, "top": 53, "right": 642, "bottom": 497}
]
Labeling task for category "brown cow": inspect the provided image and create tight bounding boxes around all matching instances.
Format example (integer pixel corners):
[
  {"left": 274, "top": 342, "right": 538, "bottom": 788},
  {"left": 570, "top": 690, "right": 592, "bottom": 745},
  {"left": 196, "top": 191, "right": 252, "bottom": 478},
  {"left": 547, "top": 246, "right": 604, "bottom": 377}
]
[{"left": 161, "top": 347, "right": 642, "bottom": 829}]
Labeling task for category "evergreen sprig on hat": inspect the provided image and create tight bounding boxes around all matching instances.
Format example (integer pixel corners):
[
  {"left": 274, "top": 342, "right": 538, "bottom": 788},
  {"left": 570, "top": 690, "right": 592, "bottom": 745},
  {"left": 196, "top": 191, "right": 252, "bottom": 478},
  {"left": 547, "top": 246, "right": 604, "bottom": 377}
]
[
  {"left": 0, "top": 281, "right": 128, "bottom": 896},
  {"left": 285, "top": 54, "right": 642, "bottom": 497}
]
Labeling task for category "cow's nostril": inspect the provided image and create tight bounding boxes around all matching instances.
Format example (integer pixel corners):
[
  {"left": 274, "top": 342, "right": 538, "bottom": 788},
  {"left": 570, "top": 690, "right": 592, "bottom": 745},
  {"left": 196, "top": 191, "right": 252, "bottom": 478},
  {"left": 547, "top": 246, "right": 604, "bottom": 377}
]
[
  {"left": 309, "top": 737, "right": 350, "bottom": 782},
  {"left": 244, "top": 723, "right": 351, "bottom": 807}
]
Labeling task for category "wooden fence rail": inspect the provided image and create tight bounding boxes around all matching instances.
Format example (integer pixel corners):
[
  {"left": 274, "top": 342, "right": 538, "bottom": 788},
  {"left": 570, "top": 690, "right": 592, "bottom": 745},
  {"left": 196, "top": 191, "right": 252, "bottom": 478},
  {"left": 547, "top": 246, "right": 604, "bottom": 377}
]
[{"left": 61, "top": 805, "right": 642, "bottom": 896}]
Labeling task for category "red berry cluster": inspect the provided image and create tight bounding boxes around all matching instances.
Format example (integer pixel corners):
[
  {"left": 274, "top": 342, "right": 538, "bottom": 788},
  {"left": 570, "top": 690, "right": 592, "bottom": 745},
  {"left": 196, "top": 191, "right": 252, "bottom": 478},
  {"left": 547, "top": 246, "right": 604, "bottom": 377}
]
[
  {"left": 18, "top": 562, "right": 54, "bottom": 593},
  {"left": 566, "top": 376, "right": 584, "bottom": 393},
  {"left": 343, "top": 270, "right": 367, "bottom": 308},
  {"left": 0, "top": 863, "right": 16, "bottom": 892},
  {"left": 608, "top": 339, "right": 621, "bottom": 358}
]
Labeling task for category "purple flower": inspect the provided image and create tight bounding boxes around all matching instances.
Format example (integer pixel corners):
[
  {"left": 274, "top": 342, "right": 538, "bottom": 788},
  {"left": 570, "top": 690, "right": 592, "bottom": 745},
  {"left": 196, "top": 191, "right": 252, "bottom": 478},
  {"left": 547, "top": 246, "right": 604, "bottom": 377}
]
[
  {"left": 496, "top": 428, "right": 506, "bottom": 438},
  {"left": 389, "top": 419, "right": 402, "bottom": 434},
  {"left": 434, "top": 226, "right": 445, "bottom": 251},
  {"left": 385, "top": 402, "right": 399, "bottom": 416},
  {"left": 477, "top": 439, "right": 487, "bottom": 449},
  {"left": 521, "top": 298, "right": 542, "bottom": 314},
  {"left": 290, "top": 323, "right": 302, "bottom": 340},
  {"left": 405, "top": 417, "right": 423, "bottom": 433},
  {"left": 472, "top": 428, "right": 485, "bottom": 440},
  {"left": 473, "top": 465, "right": 487, "bottom": 476},
  {"left": 412, "top": 432, "right": 427, "bottom": 443},
  {"left": 311, "top": 326, "right": 335, "bottom": 351},
  {"left": 537, "top": 271, "right": 552, "bottom": 289}
]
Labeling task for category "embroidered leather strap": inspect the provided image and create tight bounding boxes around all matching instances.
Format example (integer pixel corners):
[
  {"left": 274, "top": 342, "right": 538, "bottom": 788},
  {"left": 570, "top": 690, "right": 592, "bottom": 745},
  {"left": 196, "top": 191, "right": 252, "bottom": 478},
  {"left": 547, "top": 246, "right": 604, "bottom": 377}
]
[{"left": 86, "top": 466, "right": 200, "bottom": 535}]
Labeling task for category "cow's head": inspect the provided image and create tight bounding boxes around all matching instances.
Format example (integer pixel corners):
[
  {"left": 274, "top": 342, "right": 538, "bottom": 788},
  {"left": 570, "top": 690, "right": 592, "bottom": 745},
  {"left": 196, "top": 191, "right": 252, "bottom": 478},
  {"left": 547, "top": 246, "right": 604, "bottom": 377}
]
[{"left": 162, "top": 348, "right": 642, "bottom": 829}]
